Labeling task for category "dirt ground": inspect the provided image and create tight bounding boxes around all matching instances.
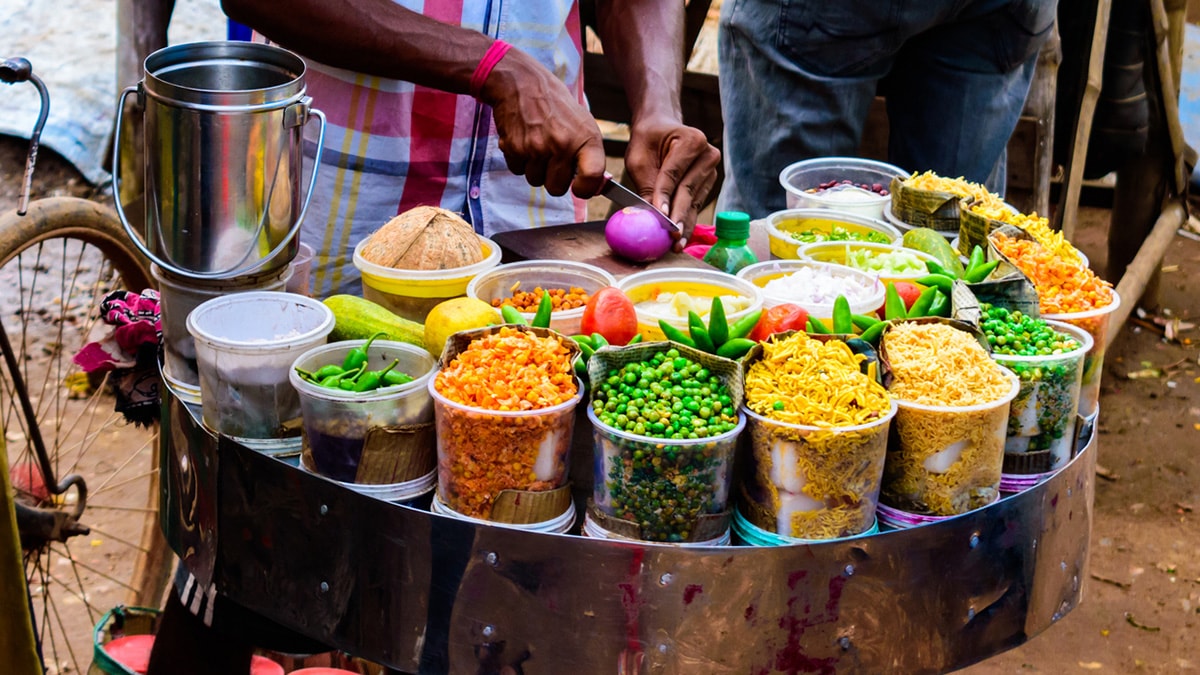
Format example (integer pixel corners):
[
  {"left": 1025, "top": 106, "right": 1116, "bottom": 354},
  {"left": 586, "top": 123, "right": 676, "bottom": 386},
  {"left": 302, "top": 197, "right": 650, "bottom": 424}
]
[{"left": 2, "top": 133, "right": 1199, "bottom": 673}]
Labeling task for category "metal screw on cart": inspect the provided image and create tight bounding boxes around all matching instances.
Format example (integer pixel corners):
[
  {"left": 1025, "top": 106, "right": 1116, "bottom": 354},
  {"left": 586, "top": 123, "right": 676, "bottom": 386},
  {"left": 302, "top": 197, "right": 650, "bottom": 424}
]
[
  {"left": 482, "top": 625, "right": 495, "bottom": 638},
  {"left": 843, "top": 564, "right": 854, "bottom": 576},
  {"left": 320, "top": 581, "right": 329, "bottom": 593},
  {"left": 659, "top": 572, "right": 674, "bottom": 586},
  {"left": 969, "top": 532, "right": 980, "bottom": 549},
  {"left": 838, "top": 636, "right": 851, "bottom": 651},
  {"left": 485, "top": 551, "right": 499, "bottom": 567},
  {"left": 320, "top": 504, "right": 329, "bottom": 516},
  {"left": 967, "top": 607, "right": 976, "bottom": 621}
]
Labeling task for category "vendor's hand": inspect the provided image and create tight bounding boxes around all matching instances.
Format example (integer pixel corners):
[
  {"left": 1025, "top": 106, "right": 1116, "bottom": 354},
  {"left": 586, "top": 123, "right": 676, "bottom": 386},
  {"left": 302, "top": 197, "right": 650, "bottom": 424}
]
[
  {"left": 482, "top": 48, "right": 607, "bottom": 200},
  {"left": 625, "top": 116, "right": 720, "bottom": 248}
]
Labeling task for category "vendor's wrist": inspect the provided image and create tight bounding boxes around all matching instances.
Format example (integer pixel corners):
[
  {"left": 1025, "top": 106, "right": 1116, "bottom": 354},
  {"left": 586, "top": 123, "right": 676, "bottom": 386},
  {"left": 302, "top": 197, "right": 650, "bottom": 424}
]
[{"left": 471, "top": 39, "right": 514, "bottom": 104}]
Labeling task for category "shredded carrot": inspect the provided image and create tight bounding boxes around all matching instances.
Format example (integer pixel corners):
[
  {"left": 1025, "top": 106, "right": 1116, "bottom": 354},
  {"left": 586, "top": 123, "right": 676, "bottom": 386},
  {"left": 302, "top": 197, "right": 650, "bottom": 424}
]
[
  {"left": 434, "top": 326, "right": 577, "bottom": 410},
  {"left": 991, "top": 234, "right": 1113, "bottom": 314}
]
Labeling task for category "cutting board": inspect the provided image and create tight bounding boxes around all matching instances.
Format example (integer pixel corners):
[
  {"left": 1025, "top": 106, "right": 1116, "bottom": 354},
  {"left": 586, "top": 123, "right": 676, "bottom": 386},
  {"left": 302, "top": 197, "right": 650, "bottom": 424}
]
[{"left": 492, "top": 221, "right": 708, "bottom": 279}]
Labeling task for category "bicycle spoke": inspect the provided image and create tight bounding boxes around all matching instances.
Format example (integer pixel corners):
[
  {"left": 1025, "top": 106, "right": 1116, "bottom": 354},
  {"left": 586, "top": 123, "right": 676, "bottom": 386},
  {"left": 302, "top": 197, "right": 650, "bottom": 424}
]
[
  {"left": 83, "top": 524, "right": 152, "bottom": 554},
  {"left": 91, "top": 468, "right": 155, "bottom": 497},
  {"left": 44, "top": 577, "right": 82, "bottom": 675},
  {"left": 49, "top": 544, "right": 139, "bottom": 593},
  {"left": 86, "top": 504, "right": 157, "bottom": 513},
  {"left": 61, "top": 539, "right": 99, "bottom": 627}
]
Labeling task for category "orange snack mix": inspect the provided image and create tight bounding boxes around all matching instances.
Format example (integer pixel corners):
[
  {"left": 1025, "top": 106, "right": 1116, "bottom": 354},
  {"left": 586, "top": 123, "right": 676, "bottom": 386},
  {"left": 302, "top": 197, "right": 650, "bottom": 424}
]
[
  {"left": 991, "top": 234, "right": 1113, "bottom": 314},
  {"left": 491, "top": 285, "right": 590, "bottom": 312},
  {"left": 434, "top": 326, "right": 577, "bottom": 410},
  {"left": 433, "top": 326, "right": 578, "bottom": 518}
]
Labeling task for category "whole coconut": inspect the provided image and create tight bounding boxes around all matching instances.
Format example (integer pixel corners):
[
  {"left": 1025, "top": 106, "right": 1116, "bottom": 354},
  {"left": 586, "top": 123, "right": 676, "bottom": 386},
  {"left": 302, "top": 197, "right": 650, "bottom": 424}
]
[{"left": 360, "top": 206, "right": 484, "bottom": 270}]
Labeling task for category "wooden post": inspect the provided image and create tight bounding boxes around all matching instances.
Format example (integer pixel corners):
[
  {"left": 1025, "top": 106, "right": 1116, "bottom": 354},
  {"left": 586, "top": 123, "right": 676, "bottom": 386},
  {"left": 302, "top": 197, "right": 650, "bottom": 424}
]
[{"left": 1057, "top": 0, "right": 1113, "bottom": 241}]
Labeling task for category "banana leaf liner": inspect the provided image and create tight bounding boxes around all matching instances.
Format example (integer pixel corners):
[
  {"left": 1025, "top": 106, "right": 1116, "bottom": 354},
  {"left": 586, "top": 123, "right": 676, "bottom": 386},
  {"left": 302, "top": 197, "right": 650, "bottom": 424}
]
[
  {"left": 889, "top": 176, "right": 966, "bottom": 232},
  {"left": 436, "top": 324, "right": 582, "bottom": 524},
  {"left": 587, "top": 340, "right": 743, "bottom": 542},
  {"left": 976, "top": 224, "right": 1042, "bottom": 318}
]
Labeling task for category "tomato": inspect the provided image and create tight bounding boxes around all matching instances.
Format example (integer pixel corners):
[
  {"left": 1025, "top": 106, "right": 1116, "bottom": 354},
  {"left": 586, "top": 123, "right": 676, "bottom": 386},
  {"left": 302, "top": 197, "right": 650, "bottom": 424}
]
[
  {"left": 580, "top": 287, "right": 639, "bottom": 345},
  {"left": 749, "top": 303, "right": 809, "bottom": 342}
]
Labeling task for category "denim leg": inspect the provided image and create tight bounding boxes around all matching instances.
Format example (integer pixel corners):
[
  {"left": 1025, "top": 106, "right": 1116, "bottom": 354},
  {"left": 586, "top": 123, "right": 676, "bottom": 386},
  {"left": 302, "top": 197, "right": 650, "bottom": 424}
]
[
  {"left": 884, "top": 0, "right": 1055, "bottom": 195},
  {"left": 717, "top": 0, "right": 894, "bottom": 217}
]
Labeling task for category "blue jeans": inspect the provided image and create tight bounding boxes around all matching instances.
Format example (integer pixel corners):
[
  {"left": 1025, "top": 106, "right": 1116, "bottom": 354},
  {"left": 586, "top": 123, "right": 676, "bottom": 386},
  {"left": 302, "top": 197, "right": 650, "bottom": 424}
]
[{"left": 717, "top": 0, "right": 1057, "bottom": 217}]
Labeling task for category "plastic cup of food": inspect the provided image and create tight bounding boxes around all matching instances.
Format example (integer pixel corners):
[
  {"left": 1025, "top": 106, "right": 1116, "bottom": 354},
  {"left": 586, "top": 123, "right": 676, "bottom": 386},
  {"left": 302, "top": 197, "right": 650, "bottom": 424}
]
[
  {"left": 990, "top": 321, "right": 1092, "bottom": 473},
  {"left": 796, "top": 241, "right": 939, "bottom": 287},
  {"left": 778, "top": 157, "right": 907, "bottom": 220},
  {"left": 587, "top": 406, "right": 744, "bottom": 543},
  {"left": 732, "top": 507, "right": 879, "bottom": 546},
  {"left": 1042, "top": 290, "right": 1120, "bottom": 418},
  {"left": 187, "top": 291, "right": 334, "bottom": 440},
  {"left": 354, "top": 235, "right": 501, "bottom": 324},
  {"left": 739, "top": 402, "right": 896, "bottom": 540},
  {"left": 290, "top": 340, "right": 436, "bottom": 483},
  {"left": 616, "top": 267, "right": 762, "bottom": 342},
  {"left": 466, "top": 260, "right": 616, "bottom": 336},
  {"left": 765, "top": 208, "right": 900, "bottom": 260},
  {"left": 429, "top": 376, "right": 582, "bottom": 523},
  {"left": 882, "top": 368, "right": 1020, "bottom": 517},
  {"left": 736, "top": 259, "right": 884, "bottom": 324}
]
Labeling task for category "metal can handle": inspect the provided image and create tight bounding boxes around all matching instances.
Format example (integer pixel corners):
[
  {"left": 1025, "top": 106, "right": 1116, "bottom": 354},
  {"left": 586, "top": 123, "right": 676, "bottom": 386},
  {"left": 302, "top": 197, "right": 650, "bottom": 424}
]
[{"left": 112, "top": 88, "right": 328, "bottom": 279}]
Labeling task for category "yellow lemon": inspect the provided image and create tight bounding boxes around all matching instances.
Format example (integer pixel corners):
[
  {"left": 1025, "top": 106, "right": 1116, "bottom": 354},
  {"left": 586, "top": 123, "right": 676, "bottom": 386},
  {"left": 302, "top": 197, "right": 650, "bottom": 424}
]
[{"left": 423, "top": 297, "right": 501, "bottom": 358}]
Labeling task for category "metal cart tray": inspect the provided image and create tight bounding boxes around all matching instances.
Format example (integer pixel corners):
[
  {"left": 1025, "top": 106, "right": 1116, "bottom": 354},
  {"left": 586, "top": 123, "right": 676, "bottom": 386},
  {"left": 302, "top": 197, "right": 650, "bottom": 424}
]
[{"left": 162, "top": 392, "right": 1096, "bottom": 674}]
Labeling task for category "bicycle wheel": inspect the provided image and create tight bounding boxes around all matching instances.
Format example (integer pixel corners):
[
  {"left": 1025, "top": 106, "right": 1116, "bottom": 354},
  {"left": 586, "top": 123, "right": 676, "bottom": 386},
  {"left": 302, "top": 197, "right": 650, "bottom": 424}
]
[{"left": 0, "top": 196, "right": 172, "bottom": 674}]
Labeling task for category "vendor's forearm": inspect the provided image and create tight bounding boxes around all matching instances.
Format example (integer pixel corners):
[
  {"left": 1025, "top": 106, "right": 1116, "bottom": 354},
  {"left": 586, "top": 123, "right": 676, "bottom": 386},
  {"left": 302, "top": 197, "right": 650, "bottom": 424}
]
[
  {"left": 593, "top": 0, "right": 685, "bottom": 125},
  {"left": 221, "top": 0, "right": 494, "bottom": 96}
]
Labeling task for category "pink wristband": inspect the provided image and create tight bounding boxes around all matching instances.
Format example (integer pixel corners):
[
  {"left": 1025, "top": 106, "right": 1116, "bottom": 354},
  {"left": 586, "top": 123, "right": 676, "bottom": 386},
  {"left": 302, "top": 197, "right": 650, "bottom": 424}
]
[{"left": 469, "top": 40, "right": 513, "bottom": 100}]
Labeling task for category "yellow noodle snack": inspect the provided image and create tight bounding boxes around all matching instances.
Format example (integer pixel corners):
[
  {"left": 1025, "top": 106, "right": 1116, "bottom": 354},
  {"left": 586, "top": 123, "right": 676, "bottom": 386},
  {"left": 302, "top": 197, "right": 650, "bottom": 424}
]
[
  {"left": 969, "top": 208, "right": 1084, "bottom": 265},
  {"left": 903, "top": 171, "right": 1006, "bottom": 212},
  {"left": 884, "top": 323, "right": 1011, "bottom": 406},
  {"left": 882, "top": 322, "right": 1017, "bottom": 515},
  {"left": 742, "top": 333, "right": 894, "bottom": 539}
]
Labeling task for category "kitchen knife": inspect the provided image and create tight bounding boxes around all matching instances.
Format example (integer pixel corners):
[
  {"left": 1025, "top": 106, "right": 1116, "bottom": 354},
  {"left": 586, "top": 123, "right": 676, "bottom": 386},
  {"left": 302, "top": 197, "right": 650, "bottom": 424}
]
[{"left": 597, "top": 174, "right": 679, "bottom": 235}]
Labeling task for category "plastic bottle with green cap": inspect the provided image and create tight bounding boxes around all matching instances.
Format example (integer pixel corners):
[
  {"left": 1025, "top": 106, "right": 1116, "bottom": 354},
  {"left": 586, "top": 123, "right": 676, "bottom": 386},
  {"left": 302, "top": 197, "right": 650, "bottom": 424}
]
[{"left": 703, "top": 211, "right": 758, "bottom": 274}]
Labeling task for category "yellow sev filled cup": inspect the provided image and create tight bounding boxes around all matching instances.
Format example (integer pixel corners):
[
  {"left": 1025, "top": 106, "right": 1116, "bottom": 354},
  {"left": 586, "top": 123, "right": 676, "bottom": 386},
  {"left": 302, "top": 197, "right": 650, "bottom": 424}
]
[
  {"left": 882, "top": 368, "right": 1020, "bottom": 516},
  {"left": 740, "top": 402, "right": 897, "bottom": 540}
]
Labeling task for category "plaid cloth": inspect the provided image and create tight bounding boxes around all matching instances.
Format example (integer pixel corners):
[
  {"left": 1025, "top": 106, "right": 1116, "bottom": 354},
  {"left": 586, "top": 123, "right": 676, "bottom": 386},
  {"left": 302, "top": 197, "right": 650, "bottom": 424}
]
[{"left": 280, "top": 0, "right": 588, "bottom": 297}]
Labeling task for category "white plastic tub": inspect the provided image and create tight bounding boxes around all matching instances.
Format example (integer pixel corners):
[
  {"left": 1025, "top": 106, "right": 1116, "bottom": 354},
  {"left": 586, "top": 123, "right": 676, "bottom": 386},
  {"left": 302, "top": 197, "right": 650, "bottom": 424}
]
[{"left": 187, "top": 291, "right": 334, "bottom": 439}]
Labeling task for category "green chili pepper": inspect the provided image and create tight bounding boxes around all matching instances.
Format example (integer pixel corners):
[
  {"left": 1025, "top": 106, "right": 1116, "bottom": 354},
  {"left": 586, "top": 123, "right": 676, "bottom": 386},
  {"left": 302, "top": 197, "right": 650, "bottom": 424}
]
[
  {"left": 832, "top": 295, "right": 853, "bottom": 334},
  {"left": 571, "top": 334, "right": 596, "bottom": 357},
  {"left": 966, "top": 245, "right": 986, "bottom": 277},
  {"left": 354, "top": 358, "right": 401, "bottom": 392},
  {"left": 915, "top": 274, "right": 955, "bottom": 296},
  {"left": 688, "top": 311, "right": 716, "bottom": 353},
  {"left": 928, "top": 290, "right": 950, "bottom": 317},
  {"left": 926, "top": 260, "right": 953, "bottom": 278},
  {"left": 531, "top": 291, "right": 553, "bottom": 328},
  {"left": 806, "top": 316, "right": 831, "bottom": 334},
  {"left": 908, "top": 286, "right": 938, "bottom": 318},
  {"left": 658, "top": 320, "right": 696, "bottom": 348},
  {"left": 627, "top": 333, "right": 643, "bottom": 344},
  {"left": 708, "top": 297, "right": 729, "bottom": 347},
  {"left": 500, "top": 304, "right": 528, "bottom": 325},
  {"left": 858, "top": 320, "right": 888, "bottom": 344},
  {"left": 574, "top": 357, "right": 590, "bottom": 380},
  {"left": 591, "top": 332, "right": 609, "bottom": 349},
  {"left": 851, "top": 314, "right": 881, "bottom": 332},
  {"left": 313, "top": 364, "right": 346, "bottom": 380},
  {"left": 339, "top": 378, "right": 357, "bottom": 390},
  {"left": 964, "top": 259, "right": 1000, "bottom": 284},
  {"left": 884, "top": 283, "right": 908, "bottom": 320},
  {"left": 318, "top": 364, "right": 362, "bottom": 389},
  {"left": 716, "top": 338, "right": 756, "bottom": 359},
  {"left": 342, "top": 331, "right": 385, "bottom": 372},
  {"left": 382, "top": 370, "right": 415, "bottom": 387},
  {"left": 293, "top": 367, "right": 320, "bottom": 383},
  {"left": 727, "top": 309, "right": 763, "bottom": 341}
]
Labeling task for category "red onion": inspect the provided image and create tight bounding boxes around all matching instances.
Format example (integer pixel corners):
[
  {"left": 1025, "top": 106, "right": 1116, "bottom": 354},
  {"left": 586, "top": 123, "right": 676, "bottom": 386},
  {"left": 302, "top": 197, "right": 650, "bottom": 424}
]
[{"left": 605, "top": 207, "right": 674, "bottom": 262}]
